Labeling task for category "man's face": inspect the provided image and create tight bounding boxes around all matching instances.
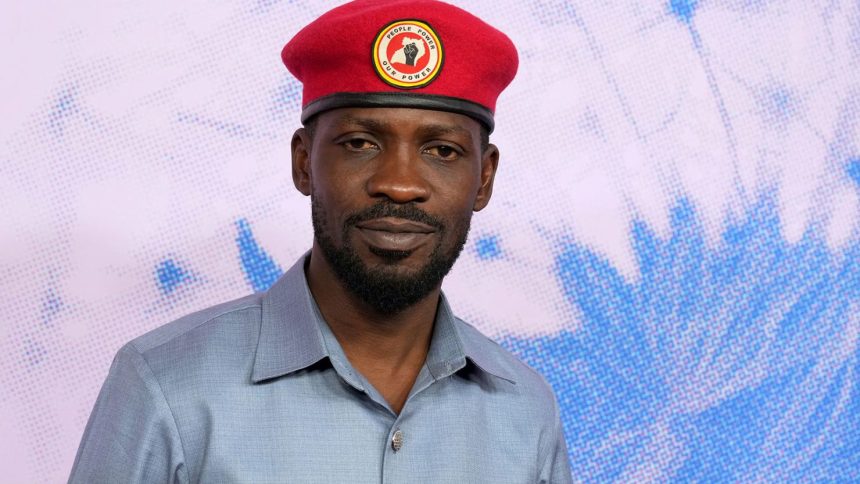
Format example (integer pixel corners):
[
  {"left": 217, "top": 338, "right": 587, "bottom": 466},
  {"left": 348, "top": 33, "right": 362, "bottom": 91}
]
[{"left": 292, "top": 107, "right": 499, "bottom": 314}]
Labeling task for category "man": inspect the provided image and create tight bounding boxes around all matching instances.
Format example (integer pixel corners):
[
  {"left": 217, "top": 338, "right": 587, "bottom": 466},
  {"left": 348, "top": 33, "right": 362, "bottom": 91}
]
[{"left": 70, "top": 1, "right": 572, "bottom": 482}]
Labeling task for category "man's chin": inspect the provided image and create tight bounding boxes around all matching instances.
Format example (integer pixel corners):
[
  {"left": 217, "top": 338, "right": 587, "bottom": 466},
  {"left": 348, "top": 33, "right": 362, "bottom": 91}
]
[
  {"left": 343, "top": 260, "right": 440, "bottom": 315},
  {"left": 361, "top": 253, "right": 435, "bottom": 280},
  {"left": 314, "top": 228, "right": 467, "bottom": 314}
]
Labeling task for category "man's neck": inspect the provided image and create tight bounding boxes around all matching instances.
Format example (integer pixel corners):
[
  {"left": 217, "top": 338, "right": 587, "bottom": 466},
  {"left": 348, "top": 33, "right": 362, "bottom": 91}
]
[{"left": 305, "top": 245, "right": 438, "bottom": 413}]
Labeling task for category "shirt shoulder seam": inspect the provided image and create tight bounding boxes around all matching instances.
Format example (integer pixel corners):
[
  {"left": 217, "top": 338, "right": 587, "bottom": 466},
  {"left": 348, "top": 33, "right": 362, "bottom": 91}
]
[
  {"left": 536, "top": 393, "right": 563, "bottom": 477},
  {"left": 132, "top": 303, "right": 261, "bottom": 354},
  {"left": 122, "top": 344, "right": 192, "bottom": 483}
]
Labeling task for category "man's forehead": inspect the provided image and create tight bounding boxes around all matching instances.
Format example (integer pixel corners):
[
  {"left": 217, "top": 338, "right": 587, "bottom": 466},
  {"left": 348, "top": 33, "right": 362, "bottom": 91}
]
[{"left": 317, "top": 107, "right": 479, "bottom": 136}]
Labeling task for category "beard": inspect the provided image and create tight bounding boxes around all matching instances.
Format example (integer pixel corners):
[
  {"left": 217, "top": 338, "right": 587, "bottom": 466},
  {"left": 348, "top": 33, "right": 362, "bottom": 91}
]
[{"left": 311, "top": 196, "right": 471, "bottom": 315}]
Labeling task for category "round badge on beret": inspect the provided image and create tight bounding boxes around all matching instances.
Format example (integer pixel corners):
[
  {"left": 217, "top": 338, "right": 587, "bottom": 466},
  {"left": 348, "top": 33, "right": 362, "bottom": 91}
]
[{"left": 372, "top": 19, "right": 443, "bottom": 89}]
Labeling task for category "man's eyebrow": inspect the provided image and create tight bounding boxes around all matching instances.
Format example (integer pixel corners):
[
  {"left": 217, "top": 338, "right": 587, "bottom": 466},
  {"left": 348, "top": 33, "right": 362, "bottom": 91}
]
[
  {"left": 416, "top": 123, "right": 473, "bottom": 141},
  {"left": 336, "top": 115, "right": 391, "bottom": 132},
  {"left": 334, "top": 116, "right": 474, "bottom": 142}
]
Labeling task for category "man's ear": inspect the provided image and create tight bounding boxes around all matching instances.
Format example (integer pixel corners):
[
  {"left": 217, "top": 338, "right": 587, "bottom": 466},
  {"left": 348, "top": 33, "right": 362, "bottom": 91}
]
[
  {"left": 291, "top": 128, "right": 312, "bottom": 196},
  {"left": 473, "top": 143, "right": 499, "bottom": 212}
]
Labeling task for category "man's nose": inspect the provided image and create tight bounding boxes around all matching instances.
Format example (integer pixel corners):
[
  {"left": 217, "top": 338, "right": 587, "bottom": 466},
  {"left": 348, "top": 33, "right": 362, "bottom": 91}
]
[{"left": 365, "top": 146, "right": 430, "bottom": 203}]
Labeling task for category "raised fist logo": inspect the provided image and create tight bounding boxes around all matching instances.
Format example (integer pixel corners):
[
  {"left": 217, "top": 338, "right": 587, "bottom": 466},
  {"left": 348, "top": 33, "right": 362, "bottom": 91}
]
[
  {"left": 402, "top": 42, "right": 418, "bottom": 65},
  {"left": 391, "top": 36, "right": 426, "bottom": 67}
]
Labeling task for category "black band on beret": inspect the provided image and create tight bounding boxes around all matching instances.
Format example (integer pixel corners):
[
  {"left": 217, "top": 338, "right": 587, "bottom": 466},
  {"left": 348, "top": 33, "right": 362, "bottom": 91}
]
[{"left": 301, "top": 92, "right": 495, "bottom": 133}]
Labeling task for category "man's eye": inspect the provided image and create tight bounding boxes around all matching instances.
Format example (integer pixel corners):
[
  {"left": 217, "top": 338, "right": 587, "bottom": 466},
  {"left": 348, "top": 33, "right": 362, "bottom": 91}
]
[
  {"left": 425, "top": 145, "right": 460, "bottom": 160},
  {"left": 343, "top": 139, "right": 377, "bottom": 151}
]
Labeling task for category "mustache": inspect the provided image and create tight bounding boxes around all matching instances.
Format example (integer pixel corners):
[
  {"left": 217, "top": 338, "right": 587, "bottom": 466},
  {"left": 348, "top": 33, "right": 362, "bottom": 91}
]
[{"left": 343, "top": 201, "right": 444, "bottom": 231}]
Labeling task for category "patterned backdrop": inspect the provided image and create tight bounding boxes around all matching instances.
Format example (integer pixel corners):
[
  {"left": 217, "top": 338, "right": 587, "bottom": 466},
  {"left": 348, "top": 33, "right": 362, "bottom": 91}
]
[{"left": 2, "top": 0, "right": 860, "bottom": 482}]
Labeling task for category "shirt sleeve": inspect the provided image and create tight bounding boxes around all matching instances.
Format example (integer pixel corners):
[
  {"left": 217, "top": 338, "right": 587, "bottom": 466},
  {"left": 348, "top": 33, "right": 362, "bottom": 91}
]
[
  {"left": 68, "top": 343, "right": 189, "bottom": 484},
  {"left": 538, "top": 400, "right": 573, "bottom": 484}
]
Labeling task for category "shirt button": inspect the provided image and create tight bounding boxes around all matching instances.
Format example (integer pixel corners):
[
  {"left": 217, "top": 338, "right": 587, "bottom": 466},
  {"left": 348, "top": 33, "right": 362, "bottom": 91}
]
[{"left": 391, "top": 429, "right": 404, "bottom": 452}]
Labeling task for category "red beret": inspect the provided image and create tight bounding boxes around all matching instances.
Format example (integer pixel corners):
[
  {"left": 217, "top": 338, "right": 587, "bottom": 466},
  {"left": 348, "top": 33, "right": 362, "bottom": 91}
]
[{"left": 282, "top": 0, "right": 518, "bottom": 132}]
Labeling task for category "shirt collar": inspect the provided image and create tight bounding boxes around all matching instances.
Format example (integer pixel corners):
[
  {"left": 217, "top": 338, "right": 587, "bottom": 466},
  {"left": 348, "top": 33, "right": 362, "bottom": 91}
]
[
  {"left": 252, "top": 254, "right": 516, "bottom": 384},
  {"left": 427, "top": 293, "right": 516, "bottom": 383},
  {"left": 252, "top": 255, "right": 328, "bottom": 383}
]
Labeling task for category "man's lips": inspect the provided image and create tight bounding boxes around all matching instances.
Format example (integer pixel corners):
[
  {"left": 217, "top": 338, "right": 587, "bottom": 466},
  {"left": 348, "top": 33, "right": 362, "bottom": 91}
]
[
  {"left": 354, "top": 217, "right": 436, "bottom": 252},
  {"left": 355, "top": 218, "right": 435, "bottom": 233}
]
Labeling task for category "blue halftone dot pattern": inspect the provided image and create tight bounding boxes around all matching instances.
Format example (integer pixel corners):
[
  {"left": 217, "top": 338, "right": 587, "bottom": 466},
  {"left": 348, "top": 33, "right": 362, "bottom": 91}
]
[
  {"left": 759, "top": 85, "right": 798, "bottom": 128},
  {"left": 475, "top": 235, "right": 503, "bottom": 260},
  {"left": 530, "top": 1, "right": 578, "bottom": 26},
  {"left": 269, "top": 77, "right": 303, "bottom": 120},
  {"left": 251, "top": 0, "right": 301, "bottom": 14},
  {"left": 501, "top": 193, "right": 860, "bottom": 481},
  {"left": 254, "top": 0, "right": 280, "bottom": 11},
  {"left": 669, "top": 0, "right": 699, "bottom": 23},
  {"left": 737, "top": 1, "right": 769, "bottom": 13},
  {"left": 847, "top": 158, "right": 860, "bottom": 187},
  {"left": 768, "top": 89, "right": 791, "bottom": 113},
  {"left": 49, "top": 87, "right": 79, "bottom": 136},
  {"left": 177, "top": 112, "right": 255, "bottom": 138},
  {"left": 236, "top": 218, "right": 284, "bottom": 292},
  {"left": 155, "top": 258, "right": 195, "bottom": 296},
  {"left": 24, "top": 339, "right": 48, "bottom": 368},
  {"left": 41, "top": 288, "right": 63, "bottom": 326},
  {"left": 672, "top": 364, "right": 810, "bottom": 482}
]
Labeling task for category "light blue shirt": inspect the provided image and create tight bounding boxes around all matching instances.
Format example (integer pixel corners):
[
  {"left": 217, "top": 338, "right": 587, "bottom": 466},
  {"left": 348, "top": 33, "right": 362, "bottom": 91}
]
[{"left": 70, "top": 255, "right": 572, "bottom": 483}]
